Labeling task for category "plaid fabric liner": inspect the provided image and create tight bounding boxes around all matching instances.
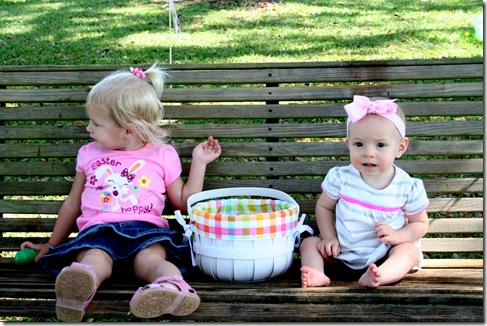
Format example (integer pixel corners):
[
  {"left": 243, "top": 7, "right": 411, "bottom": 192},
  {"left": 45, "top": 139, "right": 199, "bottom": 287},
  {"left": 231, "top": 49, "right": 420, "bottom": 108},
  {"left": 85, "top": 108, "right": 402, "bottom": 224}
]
[{"left": 190, "top": 198, "right": 299, "bottom": 240}]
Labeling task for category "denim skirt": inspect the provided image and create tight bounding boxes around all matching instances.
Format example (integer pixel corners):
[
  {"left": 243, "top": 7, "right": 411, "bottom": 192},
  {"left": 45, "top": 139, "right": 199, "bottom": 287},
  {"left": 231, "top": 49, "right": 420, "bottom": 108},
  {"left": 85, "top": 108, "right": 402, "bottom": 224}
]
[{"left": 40, "top": 221, "right": 191, "bottom": 276}]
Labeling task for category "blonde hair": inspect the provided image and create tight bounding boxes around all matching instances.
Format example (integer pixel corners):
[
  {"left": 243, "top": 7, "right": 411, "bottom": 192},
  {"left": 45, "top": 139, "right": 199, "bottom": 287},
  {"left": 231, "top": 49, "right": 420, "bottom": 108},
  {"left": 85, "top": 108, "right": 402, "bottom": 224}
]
[{"left": 86, "top": 63, "right": 169, "bottom": 145}]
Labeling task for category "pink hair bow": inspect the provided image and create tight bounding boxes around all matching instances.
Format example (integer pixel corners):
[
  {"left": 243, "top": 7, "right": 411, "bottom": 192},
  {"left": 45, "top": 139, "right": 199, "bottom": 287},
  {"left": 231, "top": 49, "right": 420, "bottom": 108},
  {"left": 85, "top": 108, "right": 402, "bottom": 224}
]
[
  {"left": 344, "top": 95, "right": 406, "bottom": 137},
  {"left": 344, "top": 95, "right": 398, "bottom": 122},
  {"left": 130, "top": 67, "right": 146, "bottom": 79}
]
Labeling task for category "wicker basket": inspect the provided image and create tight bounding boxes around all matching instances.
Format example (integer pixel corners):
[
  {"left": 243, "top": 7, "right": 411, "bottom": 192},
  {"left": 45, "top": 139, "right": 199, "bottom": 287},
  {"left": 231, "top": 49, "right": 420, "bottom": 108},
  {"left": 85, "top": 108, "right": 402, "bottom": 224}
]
[{"left": 176, "top": 187, "right": 313, "bottom": 282}]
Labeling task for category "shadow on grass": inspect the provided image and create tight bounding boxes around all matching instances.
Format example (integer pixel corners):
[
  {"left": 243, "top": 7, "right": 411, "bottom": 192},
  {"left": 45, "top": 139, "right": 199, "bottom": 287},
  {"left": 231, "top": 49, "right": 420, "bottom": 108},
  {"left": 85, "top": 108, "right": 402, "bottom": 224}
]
[{"left": 0, "top": 0, "right": 482, "bottom": 65}]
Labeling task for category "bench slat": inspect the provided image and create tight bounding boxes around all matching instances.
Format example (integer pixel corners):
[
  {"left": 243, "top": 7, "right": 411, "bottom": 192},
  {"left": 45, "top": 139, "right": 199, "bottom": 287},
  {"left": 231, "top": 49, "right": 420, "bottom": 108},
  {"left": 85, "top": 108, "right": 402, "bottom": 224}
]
[
  {"left": 0, "top": 197, "right": 483, "bottom": 217},
  {"left": 421, "top": 238, "right": 483, "bottom": 252},
  {"left": 0, "top": 82, "right": 482, "bottom": 103},
  {"left": 0, "top": 159, "right": 483, "bottom": 179},
  {"left": 0, "top": 140, "right": 483, "bottom": 159},
  {"left": 0, "top": 296, "right": 482, "bottom": 322},
  {"left": 0, "top": 235, "right": 484, "bottom": 254},
  {"left": 0, "top": 217, "right": 481, "bottom": 234},
  {"left": 0, "top": 179, "right": 483, "bottom": 197},
  {"left": 0, "top": 101, "right": 483, "bottom": 121},
  {"left": 1, "top": 63, "right": 482, "bottom": 86},
  {"left": 1, "top": 120, "right": 483, "bottom": 140}
]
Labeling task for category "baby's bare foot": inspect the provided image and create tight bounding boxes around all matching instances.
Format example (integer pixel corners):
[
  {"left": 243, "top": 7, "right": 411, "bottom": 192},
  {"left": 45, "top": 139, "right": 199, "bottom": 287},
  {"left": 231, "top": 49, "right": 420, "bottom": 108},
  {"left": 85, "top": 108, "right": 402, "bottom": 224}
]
[
  {"left": 300, "top": 266, "right": 330, "bottom": 288},
  {"left": 358, "top": 263, "right": 382, "bottom": 288}
]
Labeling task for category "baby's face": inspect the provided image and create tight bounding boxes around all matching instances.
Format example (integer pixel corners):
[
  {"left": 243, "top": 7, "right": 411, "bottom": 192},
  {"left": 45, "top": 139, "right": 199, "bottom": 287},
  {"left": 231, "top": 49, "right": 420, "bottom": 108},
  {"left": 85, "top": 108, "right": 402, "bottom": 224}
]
[{"left": 346, "top": 114, "right": 407, "bottom": 186}]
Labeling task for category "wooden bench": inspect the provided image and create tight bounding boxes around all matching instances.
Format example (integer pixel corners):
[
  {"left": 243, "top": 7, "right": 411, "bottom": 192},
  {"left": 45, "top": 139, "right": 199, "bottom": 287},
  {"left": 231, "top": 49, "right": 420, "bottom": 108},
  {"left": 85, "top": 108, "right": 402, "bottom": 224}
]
[{"left": 0, "top": 58, "right": 483, "bottom": 322}]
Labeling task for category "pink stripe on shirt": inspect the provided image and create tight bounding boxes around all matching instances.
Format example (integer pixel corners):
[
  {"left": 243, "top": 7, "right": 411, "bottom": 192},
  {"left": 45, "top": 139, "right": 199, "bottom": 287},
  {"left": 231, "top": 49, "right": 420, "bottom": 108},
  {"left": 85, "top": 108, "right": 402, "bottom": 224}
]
[{"left": 340, "top": 194, "right": 404, "bottom": 212}]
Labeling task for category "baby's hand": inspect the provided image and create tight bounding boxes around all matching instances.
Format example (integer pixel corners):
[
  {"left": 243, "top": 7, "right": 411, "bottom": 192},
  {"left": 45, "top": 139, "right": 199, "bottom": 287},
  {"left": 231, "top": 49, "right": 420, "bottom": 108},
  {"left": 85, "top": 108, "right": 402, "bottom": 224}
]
[
  {"left": 374, "top": 220, "right": 399, "bottom": 245},
  {"left": 192, "top": 136, "right": 221, "bottom": 164},
  {"left": 317, "top": 237, "right": 341, "bottom": 259}
]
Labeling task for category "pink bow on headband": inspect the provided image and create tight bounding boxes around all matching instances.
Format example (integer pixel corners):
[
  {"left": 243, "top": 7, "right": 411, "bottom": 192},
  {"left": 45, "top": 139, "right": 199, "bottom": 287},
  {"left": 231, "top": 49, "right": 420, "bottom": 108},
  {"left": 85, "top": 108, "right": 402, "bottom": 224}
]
[
  {"left": 344, "top": 95, "right": 398, "bottom": 122},
  {"left": 344, "top": 95, "right": 406, "bottom": 137}
]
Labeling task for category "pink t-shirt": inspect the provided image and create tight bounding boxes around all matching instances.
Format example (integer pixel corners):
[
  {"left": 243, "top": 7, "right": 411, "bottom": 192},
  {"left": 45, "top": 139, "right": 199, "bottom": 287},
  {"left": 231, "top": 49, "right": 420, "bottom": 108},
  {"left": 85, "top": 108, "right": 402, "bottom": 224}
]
[{"left": 75, "top": 142, "right": 182, "bottom": 231}]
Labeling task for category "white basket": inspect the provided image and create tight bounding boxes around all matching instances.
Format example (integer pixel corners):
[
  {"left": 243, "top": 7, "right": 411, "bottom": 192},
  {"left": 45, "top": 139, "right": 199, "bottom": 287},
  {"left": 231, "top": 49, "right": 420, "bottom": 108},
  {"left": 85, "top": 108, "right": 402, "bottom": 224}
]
[{"left": 175, "top": 187, "right": 313, "bottom": 282}]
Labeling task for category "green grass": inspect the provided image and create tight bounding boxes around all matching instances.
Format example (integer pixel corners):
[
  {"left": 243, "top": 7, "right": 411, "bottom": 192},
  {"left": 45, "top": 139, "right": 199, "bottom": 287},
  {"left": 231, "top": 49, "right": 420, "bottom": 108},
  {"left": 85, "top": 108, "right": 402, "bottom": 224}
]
[{"left": 0, "top": 0, "right": 483, "bottom": 65}]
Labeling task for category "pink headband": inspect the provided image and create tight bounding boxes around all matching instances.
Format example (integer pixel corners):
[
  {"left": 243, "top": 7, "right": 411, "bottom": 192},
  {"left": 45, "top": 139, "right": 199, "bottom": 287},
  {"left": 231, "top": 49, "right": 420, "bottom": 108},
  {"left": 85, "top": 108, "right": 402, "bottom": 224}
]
[{"left": 344, "top": 95, "right": 406, "bottom": 137}]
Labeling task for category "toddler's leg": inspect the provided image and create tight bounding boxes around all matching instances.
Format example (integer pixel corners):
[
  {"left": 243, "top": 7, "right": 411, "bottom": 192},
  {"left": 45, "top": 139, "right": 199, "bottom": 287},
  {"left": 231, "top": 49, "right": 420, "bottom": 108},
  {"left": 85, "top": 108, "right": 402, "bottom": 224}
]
[
  {"left": 299, "top": 237, "right": 331, "bottom": 287},
  {"left": 130, "top": 244, "right": 200, "bottom": 318},
  {"left": 55, "top": 249, "right": 113, "bottom": 322},
  {"left": 358, "top": 242, "right": 419, "bottom": 288}
]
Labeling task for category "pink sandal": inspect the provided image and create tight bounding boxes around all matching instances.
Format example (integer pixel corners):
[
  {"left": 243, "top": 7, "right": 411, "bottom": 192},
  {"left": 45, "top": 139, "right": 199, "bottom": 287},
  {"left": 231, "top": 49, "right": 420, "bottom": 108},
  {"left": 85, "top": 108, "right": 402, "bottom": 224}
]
[
  {"left": 130, "top": 275, "right": 201, "bottom": 318},
  {"left": 55, "top": 262, "right": 97, "bottom": 322}
]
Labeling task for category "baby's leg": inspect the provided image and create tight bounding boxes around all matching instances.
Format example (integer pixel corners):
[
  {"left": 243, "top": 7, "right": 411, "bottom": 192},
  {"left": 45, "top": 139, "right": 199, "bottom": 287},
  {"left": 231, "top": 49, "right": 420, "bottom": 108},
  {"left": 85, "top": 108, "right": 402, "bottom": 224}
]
[
  {"left": 299, "top": 237, "right": 331, "bottom": 287},
  {"left": 358, "top": 242, "right": 419, "bottom": 288}
]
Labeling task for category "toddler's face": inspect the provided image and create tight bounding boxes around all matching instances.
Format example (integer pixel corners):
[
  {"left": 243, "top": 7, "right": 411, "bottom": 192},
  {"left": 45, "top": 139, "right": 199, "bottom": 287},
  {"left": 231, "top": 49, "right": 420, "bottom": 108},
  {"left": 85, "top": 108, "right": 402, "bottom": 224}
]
[
  {"left": 346, "top": 114, "right": 408, "bottom": 186},
  {"left": 85, "top": 107, "right": 127, "bottom": 150}
]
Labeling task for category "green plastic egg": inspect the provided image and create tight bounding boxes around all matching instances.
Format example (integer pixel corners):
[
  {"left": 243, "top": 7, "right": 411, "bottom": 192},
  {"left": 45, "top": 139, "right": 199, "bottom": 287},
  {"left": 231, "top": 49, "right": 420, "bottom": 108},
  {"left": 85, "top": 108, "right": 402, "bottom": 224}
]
[{"left": 14, "top": 248, "right": 38, "bottom": 264}]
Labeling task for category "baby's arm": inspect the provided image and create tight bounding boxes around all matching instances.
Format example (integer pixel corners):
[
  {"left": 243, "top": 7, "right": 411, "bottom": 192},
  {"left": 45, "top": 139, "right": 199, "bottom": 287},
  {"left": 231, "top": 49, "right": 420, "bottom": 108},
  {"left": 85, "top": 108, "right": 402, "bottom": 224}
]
[
  {"left": 166, "top": 136, "right": 221, "bottom": 213},
  {"left": 315, "top": 192, "right": 341, "bottom": 258},
  {"left": 375, "top": 210, "right": 429, "bottom": 246},
  {"left": 21, "top": 172, "right": 86, "bottom": 261}
]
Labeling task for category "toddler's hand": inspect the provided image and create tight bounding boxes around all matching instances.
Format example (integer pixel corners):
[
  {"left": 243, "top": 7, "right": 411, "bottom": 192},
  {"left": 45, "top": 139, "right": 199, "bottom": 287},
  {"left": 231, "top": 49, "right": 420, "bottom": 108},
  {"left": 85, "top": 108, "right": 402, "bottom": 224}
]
[
  {"left": 192, "top": 136, "right": 221, "bottom": 164},
  {"left": 374, "top": 220, "right": 399, "bottom": 245},
  {"left": 317, "top": 237, "right": 340, "bottom": 259},
  {"left": 20, "top": 241, "right": 50, "bottom": 263}
]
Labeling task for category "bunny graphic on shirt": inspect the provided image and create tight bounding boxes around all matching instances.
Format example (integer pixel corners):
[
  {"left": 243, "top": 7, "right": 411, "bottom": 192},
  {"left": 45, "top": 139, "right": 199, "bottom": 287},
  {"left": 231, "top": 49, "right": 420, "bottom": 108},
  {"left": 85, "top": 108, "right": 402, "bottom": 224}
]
[{"left": 95, "top": 160, "right": 146, "bottom": 212}]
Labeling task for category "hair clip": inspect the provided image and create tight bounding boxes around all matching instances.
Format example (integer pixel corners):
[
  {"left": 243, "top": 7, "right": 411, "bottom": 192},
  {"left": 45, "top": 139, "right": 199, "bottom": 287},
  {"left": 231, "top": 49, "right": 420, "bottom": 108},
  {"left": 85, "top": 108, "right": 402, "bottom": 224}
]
[{"left": 130, "top": 67, "right": 146, "bottom": 79}]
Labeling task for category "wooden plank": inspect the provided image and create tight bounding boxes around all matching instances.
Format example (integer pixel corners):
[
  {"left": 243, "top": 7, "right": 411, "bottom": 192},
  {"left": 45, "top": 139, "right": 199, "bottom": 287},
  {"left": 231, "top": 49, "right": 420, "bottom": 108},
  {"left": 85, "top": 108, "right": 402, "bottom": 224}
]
[
  {"left": 0, "top": 299, "right": 482, "bottom": 322},
  {"left": 0, "top": 140, "right": 483, "bottom": 159},
  {"left": 0, "top": 64, "right": 482, "bottom": 86},
  {"left": 165, "top": 101, "right": 484, "bottom": 118},
  {"left": 171, "top": 121, "right": 484, "bottom": 138},
  {"left": 421, "top": 259, "right": 483, "bottom": 269},
  {"left": 0, "top": 82, "right": 482, "bottom": 103},
  {"left": 0, "top": 178, "right": 483, "bottom": 200},
  {"left": 421, "top": 238, "right": 483, "bottom": 253},
  {"left": 428, "top": 215, "right": 483, "bottom": 232},
  {"left": 0, "top": 159, "right": 483, "bottom": 180},
  {"left": 1, "top": 228, "right": 483, "bottom": 253},
  {"left": 1, "top": 216, "right": 481, "bottom": 234},
  {"left": 302, "top": 218, "right": 483, "bottom": 237},
  {"left": 2, "top": 120, "right": 482, "bottom": 140},
  {"left": 152, "top": 82, "right": 485, "bottom": 102},
  {"left": 296, "top": 198, "right": 483, "bottom": 215},
  {"left": 0, "top": 101, "right": 482, "bottom": 121},
  {"left": 0, "top": 143, "right": 83, "bottom": 158}
]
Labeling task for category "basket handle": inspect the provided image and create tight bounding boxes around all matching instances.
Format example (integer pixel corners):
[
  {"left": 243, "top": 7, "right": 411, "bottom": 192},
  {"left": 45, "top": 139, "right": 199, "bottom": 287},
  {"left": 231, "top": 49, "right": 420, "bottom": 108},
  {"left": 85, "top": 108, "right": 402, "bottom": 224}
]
[{"left": 186, "top": 187, "right": 298, "bottom": 213}]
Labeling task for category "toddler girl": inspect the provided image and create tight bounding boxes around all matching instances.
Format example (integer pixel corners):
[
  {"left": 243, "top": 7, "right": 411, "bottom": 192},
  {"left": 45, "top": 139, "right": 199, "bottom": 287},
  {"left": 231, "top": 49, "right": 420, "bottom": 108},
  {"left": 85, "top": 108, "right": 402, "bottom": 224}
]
[
  {"left": 300, "top": 95, "right": 429, "bottom": 288},
  {"left": 21, "top": 64, "right": 221, "bottom": 321}
]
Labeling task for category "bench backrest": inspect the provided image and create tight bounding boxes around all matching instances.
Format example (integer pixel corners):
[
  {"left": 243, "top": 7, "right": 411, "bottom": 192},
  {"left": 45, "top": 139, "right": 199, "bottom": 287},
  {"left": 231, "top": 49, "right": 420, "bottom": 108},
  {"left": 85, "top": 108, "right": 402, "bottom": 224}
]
[{"left": 0, "top": 58, "right": 483, "bottom": 265}]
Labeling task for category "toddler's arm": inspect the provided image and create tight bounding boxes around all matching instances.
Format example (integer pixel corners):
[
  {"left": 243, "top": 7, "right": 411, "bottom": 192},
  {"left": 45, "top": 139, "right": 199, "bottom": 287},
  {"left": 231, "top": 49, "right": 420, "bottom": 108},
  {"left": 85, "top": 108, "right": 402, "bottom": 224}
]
[
  {"left": 166, "top": 136, "right": 221, "bottom": 213},
  {"left": 21, "top": 172, "right": 85, "bottom": 262}
]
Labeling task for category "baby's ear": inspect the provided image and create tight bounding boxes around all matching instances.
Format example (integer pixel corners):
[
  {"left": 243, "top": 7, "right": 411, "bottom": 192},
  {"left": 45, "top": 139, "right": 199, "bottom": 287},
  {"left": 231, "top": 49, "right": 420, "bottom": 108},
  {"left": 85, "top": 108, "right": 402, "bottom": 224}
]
[{"left": 396, "top": 137, "right": 409, "bottom": 158}]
